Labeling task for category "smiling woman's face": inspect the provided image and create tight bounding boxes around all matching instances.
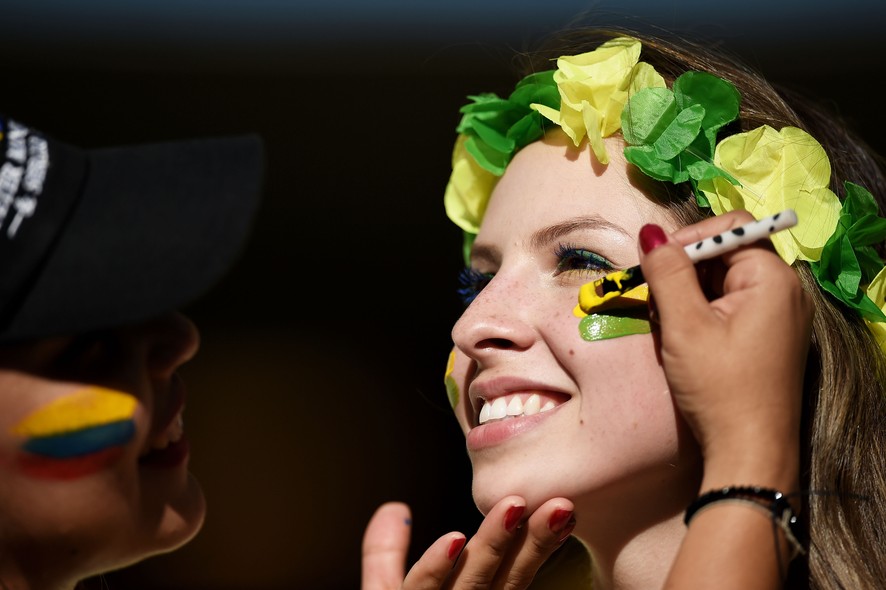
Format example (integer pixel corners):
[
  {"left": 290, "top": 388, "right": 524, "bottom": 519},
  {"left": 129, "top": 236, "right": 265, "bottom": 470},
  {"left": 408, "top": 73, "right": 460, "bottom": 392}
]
[{"left": 449, "top": 130, "right": 702, "bottom": 530}]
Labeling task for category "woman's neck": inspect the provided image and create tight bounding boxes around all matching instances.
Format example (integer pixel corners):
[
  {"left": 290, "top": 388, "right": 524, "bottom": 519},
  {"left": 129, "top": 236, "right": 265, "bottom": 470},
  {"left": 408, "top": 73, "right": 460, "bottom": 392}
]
[
  {"left": 580, "top": 512, "right": 687, "bottom": 590},
  {"left": 572, "top": 466, "right": 701, "bottom": 590}
]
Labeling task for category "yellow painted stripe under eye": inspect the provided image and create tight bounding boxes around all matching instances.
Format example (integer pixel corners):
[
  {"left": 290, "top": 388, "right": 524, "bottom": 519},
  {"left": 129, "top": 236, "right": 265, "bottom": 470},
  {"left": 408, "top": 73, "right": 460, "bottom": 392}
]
[
  {"left": 573, "top": 284, "right": 649, "bottom": 317},
  {"left": 11, "top": 387, "right": 138, "bottom": 437}
]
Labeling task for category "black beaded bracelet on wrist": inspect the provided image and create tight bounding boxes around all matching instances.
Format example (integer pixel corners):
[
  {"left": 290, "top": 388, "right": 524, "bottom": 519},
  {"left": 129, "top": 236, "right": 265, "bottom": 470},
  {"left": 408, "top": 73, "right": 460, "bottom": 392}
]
[{"left": 685, "top": 485, "right": 805, "bottom": 559}]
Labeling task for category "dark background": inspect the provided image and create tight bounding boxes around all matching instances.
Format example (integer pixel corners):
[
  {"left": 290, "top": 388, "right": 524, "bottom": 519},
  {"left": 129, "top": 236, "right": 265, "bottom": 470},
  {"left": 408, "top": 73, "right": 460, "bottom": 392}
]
[{"left": 2, "top": 1, "right": 884, "bottom": 588}]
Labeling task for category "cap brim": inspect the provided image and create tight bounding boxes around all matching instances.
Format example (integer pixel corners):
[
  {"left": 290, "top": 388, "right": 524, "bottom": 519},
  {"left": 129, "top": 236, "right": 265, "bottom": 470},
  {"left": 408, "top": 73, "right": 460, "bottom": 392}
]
[{"left": 3, "top": 134, "right": 264, "bottom": 341}]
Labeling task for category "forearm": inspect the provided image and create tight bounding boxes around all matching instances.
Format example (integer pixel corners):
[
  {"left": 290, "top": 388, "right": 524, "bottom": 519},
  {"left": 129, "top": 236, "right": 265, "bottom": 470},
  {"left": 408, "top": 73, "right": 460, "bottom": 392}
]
[{"left": 664, "top": 433, "right": 801, "bottom": 589}]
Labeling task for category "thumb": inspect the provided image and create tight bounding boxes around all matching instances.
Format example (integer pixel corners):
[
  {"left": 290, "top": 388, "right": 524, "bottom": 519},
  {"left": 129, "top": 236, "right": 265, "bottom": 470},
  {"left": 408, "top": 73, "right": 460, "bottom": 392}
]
[
  {"left": 361, "top": 502, "right": 413, "bottom": 590},
  {"left": 638, "top": 223, "right": 710, "bottom": 326}
]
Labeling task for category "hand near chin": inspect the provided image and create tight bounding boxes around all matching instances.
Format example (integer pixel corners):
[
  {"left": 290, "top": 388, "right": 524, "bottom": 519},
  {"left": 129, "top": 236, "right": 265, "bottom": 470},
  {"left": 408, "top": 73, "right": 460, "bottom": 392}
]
[
  {"left": 361, "top": 497, "right": 575, "bottom": 590},
  {"left": 638, "top": 210, "right": 813, "bottom": 484}
]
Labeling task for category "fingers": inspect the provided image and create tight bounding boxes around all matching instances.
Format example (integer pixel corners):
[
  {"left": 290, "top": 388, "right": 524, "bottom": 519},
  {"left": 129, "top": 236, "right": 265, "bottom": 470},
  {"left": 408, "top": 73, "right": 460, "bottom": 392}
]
[
  {"left": 496, "top": 499, "right": 576, "bottom": 589},
  {"left": 639, "top": 210, "right": 759, "bottom": 327},
  {"left": 362, "top": 502, "right": 414, "bottom": 590},
  {"left": 401, "top": 532, "right": 467, "bottom": 590},
  {"left": 445, "top": 496, "right": 574, "bottom": 590},
  {"left": 364, "top": 498, "right": 576, "bottom": 590}
]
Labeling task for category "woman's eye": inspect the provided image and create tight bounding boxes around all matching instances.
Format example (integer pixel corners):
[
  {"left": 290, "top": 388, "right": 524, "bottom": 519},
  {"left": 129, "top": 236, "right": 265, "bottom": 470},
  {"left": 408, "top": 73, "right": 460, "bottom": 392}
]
[
  {"left": 554, "top": 245, "right": 615, "bottom": 277},
  {"left": 50, "top": 331, "right": 120, "bottom": 379},
  {"left": 457, "top": 267, "right": 494, "bottom": 307}
]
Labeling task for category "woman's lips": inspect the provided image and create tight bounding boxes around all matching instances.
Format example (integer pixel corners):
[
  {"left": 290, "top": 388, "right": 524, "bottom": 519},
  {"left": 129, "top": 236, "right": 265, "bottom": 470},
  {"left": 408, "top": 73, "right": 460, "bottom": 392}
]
[
  {"left": 138, "top": 373, "right": 189, "bottom": 468},
  {"left": 466, "top": 403, "right": 563, "bottom": 450},
  {"left": 138, "top": 435, "right": 190, "bottom": 469}
]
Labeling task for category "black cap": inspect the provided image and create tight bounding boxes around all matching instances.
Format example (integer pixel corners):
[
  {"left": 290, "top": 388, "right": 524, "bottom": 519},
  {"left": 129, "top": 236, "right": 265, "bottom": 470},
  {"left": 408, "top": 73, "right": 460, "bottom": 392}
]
[{"left": 0, "top": 116, "right": 264, "bottom": 343}]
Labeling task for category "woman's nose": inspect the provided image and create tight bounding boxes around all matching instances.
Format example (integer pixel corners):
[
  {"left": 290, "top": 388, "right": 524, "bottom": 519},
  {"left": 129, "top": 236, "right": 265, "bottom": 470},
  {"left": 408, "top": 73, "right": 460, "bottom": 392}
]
[
  {"left": 451, "top": 273, "right": 536, "bottom": 358},
  {"left": 138, "top": 312, "right": 201, "bottom": 378}
]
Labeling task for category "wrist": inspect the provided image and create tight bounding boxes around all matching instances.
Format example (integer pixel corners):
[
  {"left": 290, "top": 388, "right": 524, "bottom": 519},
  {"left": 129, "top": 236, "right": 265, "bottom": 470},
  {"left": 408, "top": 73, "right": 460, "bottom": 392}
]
[{"left": 700, "top": 436, "right": 800, "bottom": 497}]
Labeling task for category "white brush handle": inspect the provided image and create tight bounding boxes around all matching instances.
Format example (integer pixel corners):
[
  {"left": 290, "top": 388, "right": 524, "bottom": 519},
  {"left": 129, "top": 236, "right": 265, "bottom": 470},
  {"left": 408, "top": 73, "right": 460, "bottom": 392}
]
[{"left": 684, "top": 209, "right": 797, "bottom": 262}]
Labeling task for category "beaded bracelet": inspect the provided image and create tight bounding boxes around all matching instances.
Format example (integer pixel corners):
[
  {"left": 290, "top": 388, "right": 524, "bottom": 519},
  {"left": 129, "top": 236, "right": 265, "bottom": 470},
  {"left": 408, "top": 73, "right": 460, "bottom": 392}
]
[{"left": 685, "top": 485, "right": 806, "bottom": 559}]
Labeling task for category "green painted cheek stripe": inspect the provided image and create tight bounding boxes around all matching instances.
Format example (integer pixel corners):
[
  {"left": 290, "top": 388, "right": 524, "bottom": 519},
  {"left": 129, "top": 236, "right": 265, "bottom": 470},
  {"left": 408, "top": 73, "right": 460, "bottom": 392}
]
[{"left": 579, "top": 312, "right": 651, "bottom": 341}]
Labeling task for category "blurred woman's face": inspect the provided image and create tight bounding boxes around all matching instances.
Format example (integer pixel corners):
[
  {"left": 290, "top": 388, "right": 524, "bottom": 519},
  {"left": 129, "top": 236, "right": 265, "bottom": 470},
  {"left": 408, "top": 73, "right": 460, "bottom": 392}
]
[
  {"left": 449, "top": 131, "right": 701, "bottom": 535},
  {"left": 0, "top": 312, "right": 205, "bottom": 587}
]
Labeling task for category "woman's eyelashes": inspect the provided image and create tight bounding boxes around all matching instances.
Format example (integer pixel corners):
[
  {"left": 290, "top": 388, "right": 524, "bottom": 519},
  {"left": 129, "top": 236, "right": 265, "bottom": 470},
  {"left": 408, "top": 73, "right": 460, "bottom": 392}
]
[
  {"left": 456, "top": 245, "right": 615, "bottom": 306},
  {"left": 554, "top": 244, "right": 615, "bottom": 277},
  {"left": 457, "top": 267, "right": 493, "bottom": 307}
]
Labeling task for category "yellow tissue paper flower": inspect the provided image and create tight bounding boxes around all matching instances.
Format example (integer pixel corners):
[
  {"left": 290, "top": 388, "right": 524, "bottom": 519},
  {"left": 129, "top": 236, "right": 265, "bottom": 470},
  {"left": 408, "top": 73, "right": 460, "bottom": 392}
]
[
  {"left": 532, "top": 36, "right": 665, "bottom": 165},
  {"left": 864, "top": 266, "right": 886, "bottom": 354},
  {"left": 698, "top": 125, "right": 841, "bottom": 265},
  {"left": 444, "top": 135, "right": 499, "bottom": 234}
]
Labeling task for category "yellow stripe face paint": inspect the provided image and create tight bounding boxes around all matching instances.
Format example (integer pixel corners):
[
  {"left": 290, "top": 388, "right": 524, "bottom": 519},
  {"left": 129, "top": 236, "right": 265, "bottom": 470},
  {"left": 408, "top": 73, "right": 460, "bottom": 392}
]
[
  {"left": 573, "top": 284, "right": 649, "bottom": 318},
  {"left": 8, "top": 387, "right": 138, "bottom": 479},
  {"left": 11, "top": 387, "right": 137, "bottom": 437}
]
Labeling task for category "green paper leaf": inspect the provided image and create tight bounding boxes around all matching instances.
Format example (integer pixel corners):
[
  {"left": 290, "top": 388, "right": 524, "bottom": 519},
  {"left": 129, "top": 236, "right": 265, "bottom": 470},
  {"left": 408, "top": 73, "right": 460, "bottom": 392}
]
[
  {"left": 693, "top": 185, "right": 711, "bottom": 208},
  {"left": 623, "top": 71, "right": 739, "bottom": 188},
  {"left": 835, "top": 237, "right": 862, "bottom": 294},
  {"left": 464, "top": 136, "right": 508, "bottom": 175},
  {"left": 511, "top": 70, "right": 558, "bottom": 107},
  {"left": 624, "top": 145, "right": 688, "bottom": 183},
  {"left": 843, "top": 181, "right": 879, "bottom": 217},
  {"left": 686, "top": 159, "right": 733, "bottom": 183},
  {"left": 621, "top": 87, "right": 675, "bottom": 146},
  {"left": 507, "top": 112, "right": 546, "bottom": 147},
  {"left": 673, "top": 71, "right": 740, "bottom": 150},
  {"left": 454, "top": 70, "right": 559, "bottom": 177},
  {"left": 811, "top": 180, "right": 886, "bottom": 320},
  {"left": 652, "top": 105, "right": 705, "bottom": 160}
]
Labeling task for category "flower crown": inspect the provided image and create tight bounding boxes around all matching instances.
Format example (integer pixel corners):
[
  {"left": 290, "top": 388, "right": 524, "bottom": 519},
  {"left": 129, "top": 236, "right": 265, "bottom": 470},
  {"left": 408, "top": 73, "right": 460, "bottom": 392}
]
[{"left": 443, "top": 36, "right": 886, "bottom": 351}]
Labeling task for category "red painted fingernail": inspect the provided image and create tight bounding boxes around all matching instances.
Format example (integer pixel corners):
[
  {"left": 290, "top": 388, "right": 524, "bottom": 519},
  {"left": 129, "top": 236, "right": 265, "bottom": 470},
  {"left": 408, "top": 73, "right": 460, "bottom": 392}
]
[
  {"left": 557, "top": 518, "right": 576, "bottom": 543},
  {"left": 504, "top": 505, "right": 525, "bottom": 533},
  {"left": 447, "top": 536, "right": 466, "bottom": 561},
  {"left": 639, "top": 224, "right": 667, "bottom": 254},
  {"left": 548, "top": 508, "right": 574, "bottom": 534}
]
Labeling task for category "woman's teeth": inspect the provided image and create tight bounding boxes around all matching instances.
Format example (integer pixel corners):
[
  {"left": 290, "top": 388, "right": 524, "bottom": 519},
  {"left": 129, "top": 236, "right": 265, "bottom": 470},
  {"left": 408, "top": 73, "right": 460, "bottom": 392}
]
[
  {"left": 142, "top": 412, "right": 184, "bottom": 456},
  {"left": 478, "top": 393, "right": 557, "bottom": 425}
]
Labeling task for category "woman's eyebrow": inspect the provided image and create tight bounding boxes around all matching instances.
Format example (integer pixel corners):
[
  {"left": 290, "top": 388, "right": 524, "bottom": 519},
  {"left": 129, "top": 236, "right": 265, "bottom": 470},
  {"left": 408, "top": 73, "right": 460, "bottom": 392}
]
[
  {"left": 530, "top": 215, "right": 631, "bottom": 250},
  {"left": 468, "top": 243, "right": 501, "bottom": 267}
]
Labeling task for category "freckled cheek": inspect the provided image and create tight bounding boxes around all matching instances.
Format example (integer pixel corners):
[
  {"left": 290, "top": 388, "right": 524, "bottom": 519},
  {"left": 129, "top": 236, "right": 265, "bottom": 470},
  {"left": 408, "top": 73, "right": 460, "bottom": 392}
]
[
  {"left": 570, "top": 335, "right": 669, "bottom": 412},
  {"left": 543, "top": 302, "right": 597, "bottom": 356}
]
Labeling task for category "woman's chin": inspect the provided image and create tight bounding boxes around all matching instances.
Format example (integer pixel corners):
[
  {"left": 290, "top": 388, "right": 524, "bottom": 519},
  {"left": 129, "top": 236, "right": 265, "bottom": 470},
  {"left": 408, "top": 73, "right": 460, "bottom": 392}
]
[
  {"left": 163, "top": 474, "right": 207, "bottom": 546},
  {"left": 140, "top": 472, "right": 207, "bottom": 557},
  {"left": 472, "top": 474, "right": 570, "bottom": 516}
]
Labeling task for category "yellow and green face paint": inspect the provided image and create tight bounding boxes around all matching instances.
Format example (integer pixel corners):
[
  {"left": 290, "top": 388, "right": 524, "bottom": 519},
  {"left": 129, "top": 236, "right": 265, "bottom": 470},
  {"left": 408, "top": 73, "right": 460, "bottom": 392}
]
[
  {"left": 444, "top": 349, "right": 459, "bottom": 408},
  {"left": 9, "top": 386, "right": 137, "bottom": 479},
  {"left": 574, "top": 285, "right": 652, "bottom": 342}
]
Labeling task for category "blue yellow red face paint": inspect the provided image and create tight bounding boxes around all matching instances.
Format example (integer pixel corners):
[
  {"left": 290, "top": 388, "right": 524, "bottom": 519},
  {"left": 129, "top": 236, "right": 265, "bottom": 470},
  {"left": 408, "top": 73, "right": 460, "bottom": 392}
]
[{"left": 8, "top": 386, "right": 137, "bottom": 479}]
